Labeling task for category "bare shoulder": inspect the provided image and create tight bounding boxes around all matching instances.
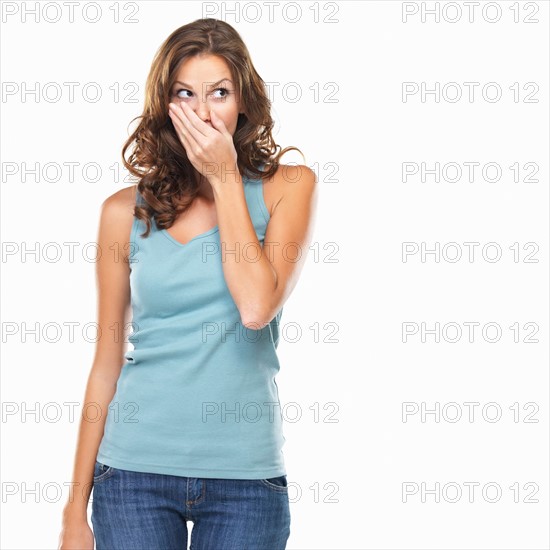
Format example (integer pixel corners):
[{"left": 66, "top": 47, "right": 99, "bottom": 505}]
[
  {"left": 262, "top": 163, "right": 317, "bottom": 217},
  {"left": 100, "top": 185, "right": 136, "bottom": 223},
  {"left": 98, "top": 185, "right": 137, "bottom": 262},
  {"left": 101, "top": 184, "right": 136, "bottom": 213}
]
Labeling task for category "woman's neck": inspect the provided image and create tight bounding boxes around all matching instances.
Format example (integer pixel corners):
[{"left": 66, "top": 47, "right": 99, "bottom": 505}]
[{"left": 193, "top": 170, "right": 214, "bottom": 201}]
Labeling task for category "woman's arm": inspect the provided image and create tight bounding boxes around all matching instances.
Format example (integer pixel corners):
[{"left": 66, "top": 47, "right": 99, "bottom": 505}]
[
  {"left": 212, "top": 163, "right": 318, "bottom": 329},
  {"left": 167, "top": 103, "right": 318, "bottom": 328},
  {"left": 58, "top": 187, "right": 135, "bottom": 548}
]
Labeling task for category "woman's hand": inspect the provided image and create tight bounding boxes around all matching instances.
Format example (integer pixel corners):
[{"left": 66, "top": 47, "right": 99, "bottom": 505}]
[
  {"left": 57, "top": 518, "right": 94, "bottom": 550},
  {"left": 168, "top": 101, "right": 239, "bottom": 186}
]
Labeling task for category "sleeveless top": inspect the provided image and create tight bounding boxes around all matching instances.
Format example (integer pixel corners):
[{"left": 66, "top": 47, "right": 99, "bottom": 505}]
[{"left": 96, "top": 168, "right": 287, "bottom": 479}]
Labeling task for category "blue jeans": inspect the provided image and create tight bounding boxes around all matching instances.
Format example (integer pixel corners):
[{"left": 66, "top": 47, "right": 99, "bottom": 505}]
[{"left": 90, "top": 461, "right": 291, "bottom": 550}]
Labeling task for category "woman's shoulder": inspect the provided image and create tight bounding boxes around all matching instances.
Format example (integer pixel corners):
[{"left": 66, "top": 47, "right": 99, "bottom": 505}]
[
  {"left": 260, "top": 163, "right": 316, "bottom": 219},
  {"left": 101, "top": 184, "right": 137, "bottom": 216},
  {"left": 263, "top": 163, "right": 316, "bottom": 186},
  {"left": 98, "top": 185, "right": 137, "bottom": 243}
]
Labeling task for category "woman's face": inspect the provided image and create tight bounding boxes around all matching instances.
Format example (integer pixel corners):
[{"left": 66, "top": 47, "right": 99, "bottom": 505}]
[{"left": 169, "top": 54, "right": 243, "bottom": 136}]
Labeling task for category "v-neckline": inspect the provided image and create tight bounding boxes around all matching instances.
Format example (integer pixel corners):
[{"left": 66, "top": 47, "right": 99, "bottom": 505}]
[
  {"left": 161, "top": 224, "right": 220, "bottom": 248},
  {"left": 151, "top": 173, "right": 253, "bottom": 248}
]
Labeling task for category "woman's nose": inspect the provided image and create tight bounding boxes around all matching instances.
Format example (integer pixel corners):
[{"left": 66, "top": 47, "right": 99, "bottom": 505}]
[{"left": 194, "top": 98, "right": 211, "bottom": 122}]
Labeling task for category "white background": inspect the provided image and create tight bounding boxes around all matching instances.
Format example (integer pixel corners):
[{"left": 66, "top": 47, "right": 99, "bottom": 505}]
[{"left": 1, "top": 1, "right": 549, "bottom": 549}]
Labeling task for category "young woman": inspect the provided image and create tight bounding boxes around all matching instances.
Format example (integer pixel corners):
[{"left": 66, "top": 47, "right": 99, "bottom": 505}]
[{"left": 58, "top": 18, "right": 317, "bottom": 550}]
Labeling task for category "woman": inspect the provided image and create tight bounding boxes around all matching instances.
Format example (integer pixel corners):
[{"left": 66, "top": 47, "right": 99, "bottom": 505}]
[{"left": 58, "top": 17, "right": 317, "bottom": 550}]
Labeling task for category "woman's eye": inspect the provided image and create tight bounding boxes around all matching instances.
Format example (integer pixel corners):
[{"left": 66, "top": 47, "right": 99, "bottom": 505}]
[
  {"left": 211, "top": 87, "right": 230, "bottom": 99},
  {"left": 175, "top": 89, "right": 192, "bottom": 99}
]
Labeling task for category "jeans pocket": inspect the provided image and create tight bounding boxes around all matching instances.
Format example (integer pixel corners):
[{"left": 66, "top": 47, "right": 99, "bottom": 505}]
[
  {"left": 93, "top": 461, "right": 115, "bottom": 484},
  {"left": 260, "top": 475, "right": 288, "bottom": 492}
]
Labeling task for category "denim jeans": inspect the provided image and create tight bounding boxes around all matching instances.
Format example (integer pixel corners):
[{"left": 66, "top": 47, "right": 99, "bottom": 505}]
[{"left": 90, "top": 461, "right": 291, "bottom": 550}]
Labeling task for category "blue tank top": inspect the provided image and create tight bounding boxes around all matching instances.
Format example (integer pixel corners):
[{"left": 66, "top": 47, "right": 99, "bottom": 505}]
[{"left": 96, "top": 168, "right": 286, "bottom": 479}]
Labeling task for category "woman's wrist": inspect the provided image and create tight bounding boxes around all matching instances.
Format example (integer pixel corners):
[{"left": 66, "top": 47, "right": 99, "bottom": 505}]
[{"left": 62, "top": 502, "right": 89, "bottom": 523}]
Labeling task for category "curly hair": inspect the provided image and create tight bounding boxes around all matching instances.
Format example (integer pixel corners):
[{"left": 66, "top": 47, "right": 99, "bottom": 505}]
[{"left": 122, "top": 18, "right": 304, "bottom": 238}]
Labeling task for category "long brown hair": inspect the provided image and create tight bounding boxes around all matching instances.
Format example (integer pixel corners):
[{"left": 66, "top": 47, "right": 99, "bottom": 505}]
[{"left": 122, "top": 18, "right": 304, "bottom": 237}]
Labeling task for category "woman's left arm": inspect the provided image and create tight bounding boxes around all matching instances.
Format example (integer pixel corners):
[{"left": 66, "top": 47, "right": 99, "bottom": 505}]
[{"left": 213, "top": 164, "right": 318, "bottom": 329}]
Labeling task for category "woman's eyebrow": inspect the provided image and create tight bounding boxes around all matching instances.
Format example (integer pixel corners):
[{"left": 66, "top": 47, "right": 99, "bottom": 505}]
[{"left": 173, "top": 78, "right": 233, "bottom": 89}]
